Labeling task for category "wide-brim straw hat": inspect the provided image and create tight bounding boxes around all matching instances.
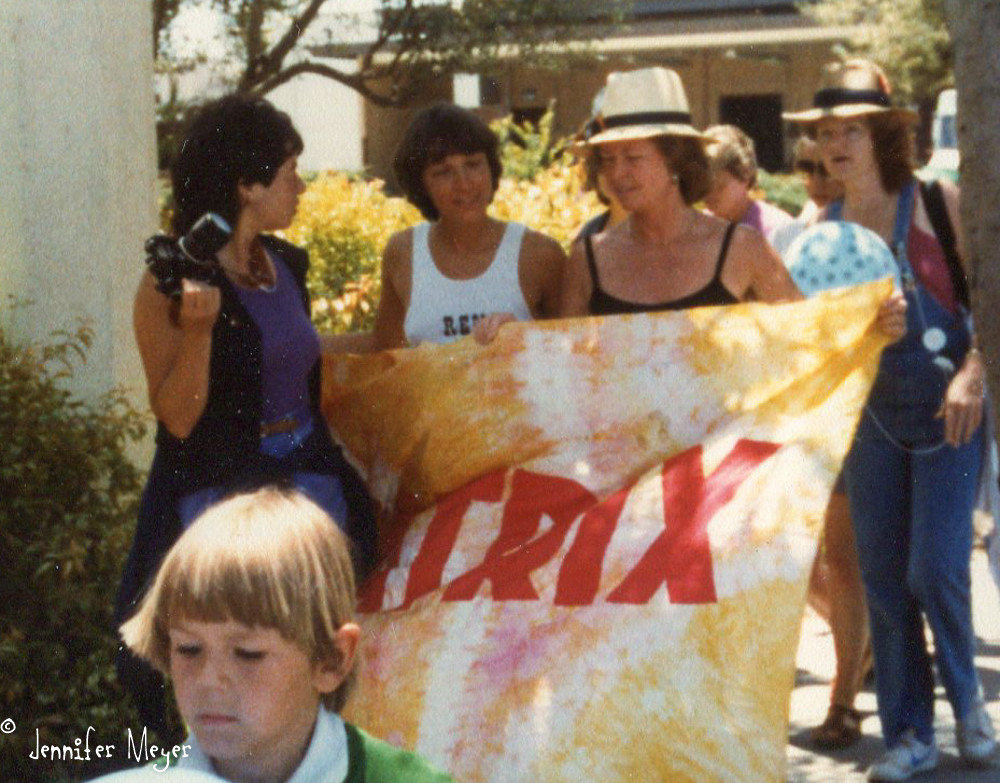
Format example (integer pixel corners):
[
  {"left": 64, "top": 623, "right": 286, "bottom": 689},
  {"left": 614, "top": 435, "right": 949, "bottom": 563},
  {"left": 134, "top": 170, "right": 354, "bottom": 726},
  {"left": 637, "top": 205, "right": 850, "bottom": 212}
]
[
  {"left": 783, "top": 59, "right": 918, "bottom": 125},
  {"left": 580, "top": 67, "right": 710, "bottom": 148}
]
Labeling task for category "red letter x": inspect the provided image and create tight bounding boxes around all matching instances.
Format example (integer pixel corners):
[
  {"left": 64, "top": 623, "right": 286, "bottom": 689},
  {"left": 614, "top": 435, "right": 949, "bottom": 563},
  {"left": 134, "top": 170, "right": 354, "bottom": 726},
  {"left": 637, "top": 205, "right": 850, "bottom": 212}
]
[{"left": 607, "top": 439, "right": 780, "bottom": 605}]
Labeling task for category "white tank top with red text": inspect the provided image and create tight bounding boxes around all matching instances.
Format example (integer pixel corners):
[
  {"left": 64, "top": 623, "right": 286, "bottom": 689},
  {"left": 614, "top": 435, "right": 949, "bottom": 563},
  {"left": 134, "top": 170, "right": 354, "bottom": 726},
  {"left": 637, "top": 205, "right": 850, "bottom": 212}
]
[{"left": 403, "top": 221, "right": 531, "bottom": 345}]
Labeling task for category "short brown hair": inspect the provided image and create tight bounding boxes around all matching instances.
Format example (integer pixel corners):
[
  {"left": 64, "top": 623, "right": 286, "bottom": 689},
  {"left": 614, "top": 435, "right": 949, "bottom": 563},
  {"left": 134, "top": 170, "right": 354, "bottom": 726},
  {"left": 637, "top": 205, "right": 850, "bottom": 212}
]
[
  {"left": 393, "top": 103, "right": 503, "bottom": 220},
  {"left": 120, "top": 487, "right": 358, "bottom": 711},
  {"left": 582, "top": 152, "right": 610, "bottom": 205},
  {"left": 704, "top": 124, "right": 758, "bottom": 187},
  {"left": 651, "top": 135, "right": 712, "bottom": 205}
]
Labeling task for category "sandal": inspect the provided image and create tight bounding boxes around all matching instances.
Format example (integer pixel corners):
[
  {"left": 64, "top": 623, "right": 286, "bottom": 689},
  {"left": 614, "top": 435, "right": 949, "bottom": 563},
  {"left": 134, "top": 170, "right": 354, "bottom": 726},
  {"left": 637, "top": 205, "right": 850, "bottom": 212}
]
[{"left": 811, "top": 704, "right": 863, "bottom": 750}]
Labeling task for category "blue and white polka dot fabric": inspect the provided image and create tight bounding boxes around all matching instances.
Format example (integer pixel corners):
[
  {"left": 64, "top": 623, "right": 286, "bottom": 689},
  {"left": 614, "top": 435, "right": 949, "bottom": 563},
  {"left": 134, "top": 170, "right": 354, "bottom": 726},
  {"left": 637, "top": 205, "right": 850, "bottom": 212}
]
[{"left": 783, "top": 220, "right": 900, "bottom": 296}]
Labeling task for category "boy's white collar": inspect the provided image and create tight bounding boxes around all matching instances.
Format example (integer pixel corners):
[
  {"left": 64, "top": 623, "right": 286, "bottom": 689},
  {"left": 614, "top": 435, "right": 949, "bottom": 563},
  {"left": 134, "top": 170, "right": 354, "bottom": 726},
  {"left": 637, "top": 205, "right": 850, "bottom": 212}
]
[{"left": 178, "top": 707, "right": 350, "bottom": 783}]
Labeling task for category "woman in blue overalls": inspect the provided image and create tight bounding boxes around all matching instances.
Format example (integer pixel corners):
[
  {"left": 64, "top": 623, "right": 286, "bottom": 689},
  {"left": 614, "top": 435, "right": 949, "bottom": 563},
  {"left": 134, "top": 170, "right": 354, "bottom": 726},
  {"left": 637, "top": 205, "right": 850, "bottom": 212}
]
[{"left": 786, "top": 59, "right": 994, "bottom": 780}]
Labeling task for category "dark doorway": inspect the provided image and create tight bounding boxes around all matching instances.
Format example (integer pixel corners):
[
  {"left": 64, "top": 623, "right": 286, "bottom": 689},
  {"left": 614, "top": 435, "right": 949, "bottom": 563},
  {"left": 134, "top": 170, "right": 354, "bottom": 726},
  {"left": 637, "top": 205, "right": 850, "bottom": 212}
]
[
  {"left": 718, "top": 94, "right": 785, "bottom": 172},
  {"left": 512, "top": 106, "right": 546, "bottom": 128}
]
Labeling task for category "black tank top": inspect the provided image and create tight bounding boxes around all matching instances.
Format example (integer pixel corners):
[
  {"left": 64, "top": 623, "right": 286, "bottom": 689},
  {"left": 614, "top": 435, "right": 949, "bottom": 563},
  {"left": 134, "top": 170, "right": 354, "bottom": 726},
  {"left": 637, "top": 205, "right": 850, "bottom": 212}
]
[{"left": 586, "top": 222, "right": 740, "bottom": 315}]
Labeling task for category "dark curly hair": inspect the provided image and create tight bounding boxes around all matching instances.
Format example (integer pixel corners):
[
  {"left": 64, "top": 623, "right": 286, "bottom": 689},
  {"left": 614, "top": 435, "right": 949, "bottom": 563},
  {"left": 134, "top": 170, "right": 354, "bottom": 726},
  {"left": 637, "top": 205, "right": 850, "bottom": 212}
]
[
  {"left": 170, "top": 94, "right": 303, "bottom": 236},
  {"left": 392, "top": 104, "right": 502, "bottom": 220}
]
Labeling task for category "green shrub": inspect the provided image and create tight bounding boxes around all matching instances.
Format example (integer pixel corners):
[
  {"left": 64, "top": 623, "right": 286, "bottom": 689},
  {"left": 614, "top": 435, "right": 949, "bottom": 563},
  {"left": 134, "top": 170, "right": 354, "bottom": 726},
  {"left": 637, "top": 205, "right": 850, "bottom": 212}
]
[
  {"left": 0, "top": 307, "right": 149, "bottom": 781},
  {"left": 758, "top": 170, "right": 808, "bottom": 218},
  {"left": 491, "top": 103, "right": 565, "bottom": 181}
]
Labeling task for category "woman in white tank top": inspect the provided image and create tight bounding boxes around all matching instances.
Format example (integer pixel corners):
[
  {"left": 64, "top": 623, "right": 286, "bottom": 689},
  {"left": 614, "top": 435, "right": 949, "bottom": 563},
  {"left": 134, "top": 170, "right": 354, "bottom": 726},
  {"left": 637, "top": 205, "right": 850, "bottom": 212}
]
[{"left": 361, "top": 105, "right": 566, "bottom": 349}]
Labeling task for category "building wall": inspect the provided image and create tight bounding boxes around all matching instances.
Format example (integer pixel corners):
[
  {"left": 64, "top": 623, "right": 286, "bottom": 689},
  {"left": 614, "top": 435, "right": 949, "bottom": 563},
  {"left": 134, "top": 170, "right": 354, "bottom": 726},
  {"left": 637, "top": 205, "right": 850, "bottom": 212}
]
[
  {"left": 360, "top": 39, "right": 839, "bottom": 183},
  {"left": 268, "top": 58, "right": 365, "bottom": 174},
  {"left": 493, "top": 40, "right": 837, "bottom": 171},
  {"left": 0, "top": 1, "right": 157, "bottom": 424},
  {"left": 363, "top": 77, "right": 455, "bottom": 191}
]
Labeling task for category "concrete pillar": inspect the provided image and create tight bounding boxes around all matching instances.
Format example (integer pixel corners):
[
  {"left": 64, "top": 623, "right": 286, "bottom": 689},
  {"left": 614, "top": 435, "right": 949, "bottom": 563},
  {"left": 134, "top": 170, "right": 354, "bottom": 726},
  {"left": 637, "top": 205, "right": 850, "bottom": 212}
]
[{"left": 0, "top": 1, "right": 157, "bottom": 410}]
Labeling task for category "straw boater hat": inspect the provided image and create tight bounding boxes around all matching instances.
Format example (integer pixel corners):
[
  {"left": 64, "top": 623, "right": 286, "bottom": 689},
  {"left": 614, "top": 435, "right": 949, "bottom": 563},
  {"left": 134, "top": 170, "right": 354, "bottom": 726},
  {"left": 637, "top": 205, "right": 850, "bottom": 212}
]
[
  {"left": 581, "top": 67, "right": 710, "bottom": 147},
  {"left": 783, "top": 59, "right": 919, "bottom": 125}
]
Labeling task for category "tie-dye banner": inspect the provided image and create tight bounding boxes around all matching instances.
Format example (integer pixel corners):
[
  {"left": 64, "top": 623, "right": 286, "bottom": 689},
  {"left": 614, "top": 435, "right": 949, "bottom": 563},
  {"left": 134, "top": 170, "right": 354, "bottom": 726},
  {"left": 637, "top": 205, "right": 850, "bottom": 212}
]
[{"left": 321, "top": 280, "right": 892, "bottom": 783}]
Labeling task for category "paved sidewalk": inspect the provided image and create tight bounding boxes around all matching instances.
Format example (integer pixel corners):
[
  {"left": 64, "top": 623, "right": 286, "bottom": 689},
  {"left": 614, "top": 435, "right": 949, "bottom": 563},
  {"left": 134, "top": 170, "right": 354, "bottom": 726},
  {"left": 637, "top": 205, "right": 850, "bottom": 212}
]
[{"left": 787, "top": 548, "right": 1000, "bottom": 782}]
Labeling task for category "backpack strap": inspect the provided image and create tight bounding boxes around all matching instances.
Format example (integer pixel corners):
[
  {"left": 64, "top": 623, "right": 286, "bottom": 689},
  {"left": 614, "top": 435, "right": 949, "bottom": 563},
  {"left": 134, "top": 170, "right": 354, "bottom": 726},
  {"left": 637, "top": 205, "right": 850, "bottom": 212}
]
[{"left": 919, "top": 179, "right": 971, "bottom": 311}]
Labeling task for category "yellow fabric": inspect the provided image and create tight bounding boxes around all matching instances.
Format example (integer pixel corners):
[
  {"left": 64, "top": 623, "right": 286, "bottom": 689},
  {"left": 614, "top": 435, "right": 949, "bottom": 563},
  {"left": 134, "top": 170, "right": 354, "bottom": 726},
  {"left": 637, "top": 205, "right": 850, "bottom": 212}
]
[{"left": 322, "top": 280, "right": 891, "bottom": 783}]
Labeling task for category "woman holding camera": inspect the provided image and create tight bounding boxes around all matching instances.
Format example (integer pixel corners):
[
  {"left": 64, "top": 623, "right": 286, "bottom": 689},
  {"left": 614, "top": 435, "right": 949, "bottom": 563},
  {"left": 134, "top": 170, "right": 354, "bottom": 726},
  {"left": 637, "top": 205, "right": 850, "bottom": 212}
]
[{"left": 115, "top": 95, "right": 373, "bottom": 739}]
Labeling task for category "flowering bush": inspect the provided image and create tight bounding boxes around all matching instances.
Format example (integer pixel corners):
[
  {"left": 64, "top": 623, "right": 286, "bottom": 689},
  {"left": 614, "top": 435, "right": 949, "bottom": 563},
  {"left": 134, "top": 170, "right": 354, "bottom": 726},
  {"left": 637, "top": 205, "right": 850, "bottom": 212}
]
[
  {"left": 491, "top": 104, "right": 564, "bottom": 182},
  {"left": 757, "top": 171, "right": 808, "bottom": 218},
  {"left": 490, "top": 157, "right": 601, "bottom": 250},
  {"left": 284, "top": 173, "right": 421, "bottom": 334}
]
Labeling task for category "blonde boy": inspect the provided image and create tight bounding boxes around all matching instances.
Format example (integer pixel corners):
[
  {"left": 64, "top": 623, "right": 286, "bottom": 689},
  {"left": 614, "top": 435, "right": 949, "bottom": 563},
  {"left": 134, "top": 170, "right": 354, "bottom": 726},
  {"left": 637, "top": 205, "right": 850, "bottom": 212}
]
[{"left": 120, "top": 487, "right": 454, "bottom": 783}]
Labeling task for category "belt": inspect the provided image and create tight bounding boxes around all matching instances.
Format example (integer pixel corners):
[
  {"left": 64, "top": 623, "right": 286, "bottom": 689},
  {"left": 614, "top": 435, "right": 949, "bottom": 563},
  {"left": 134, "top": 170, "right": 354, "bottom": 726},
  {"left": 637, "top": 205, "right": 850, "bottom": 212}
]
[{"left": 260, "top": 415, "right": 302, "bottom": 438}]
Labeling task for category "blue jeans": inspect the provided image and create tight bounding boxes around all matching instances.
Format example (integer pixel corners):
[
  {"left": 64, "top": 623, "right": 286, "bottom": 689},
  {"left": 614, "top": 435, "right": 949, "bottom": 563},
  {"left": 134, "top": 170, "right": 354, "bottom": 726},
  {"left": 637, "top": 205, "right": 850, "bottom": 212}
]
[
  {"left": 178, "top": 414, "right": 348, "bottom": 530},
  {"left": 845, "top": 407, "right": 982, "bottom": 747}
]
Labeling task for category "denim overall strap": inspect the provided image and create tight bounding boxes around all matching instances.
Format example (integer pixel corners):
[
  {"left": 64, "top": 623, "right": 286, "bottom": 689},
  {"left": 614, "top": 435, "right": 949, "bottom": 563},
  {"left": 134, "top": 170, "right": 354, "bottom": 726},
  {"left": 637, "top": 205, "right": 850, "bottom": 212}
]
[
  {"left": 865, "top": 179, "right": 971, "bottom": 448},
  {"left": 827, "top": 179, "right": 914, "bottom": 254},
  {"left": 890, "top": 180, "right": 917, "bottom": 282}
]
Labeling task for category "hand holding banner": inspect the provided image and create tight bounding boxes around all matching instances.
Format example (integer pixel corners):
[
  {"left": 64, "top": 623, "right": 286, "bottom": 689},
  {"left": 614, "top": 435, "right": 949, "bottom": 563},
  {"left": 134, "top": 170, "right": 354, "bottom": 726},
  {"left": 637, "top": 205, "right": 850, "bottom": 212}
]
[{"left": 322, "top": 280, "right": 892, "bottom": 783}]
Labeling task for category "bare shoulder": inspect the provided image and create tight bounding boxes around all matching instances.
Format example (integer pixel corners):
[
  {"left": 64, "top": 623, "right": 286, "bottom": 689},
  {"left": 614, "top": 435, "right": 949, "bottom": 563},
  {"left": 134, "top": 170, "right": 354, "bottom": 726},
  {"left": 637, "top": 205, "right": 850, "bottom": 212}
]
[
  {"left": 518, "top": 226, "right": 567, "bottom": 317},
  {"left": 559, "top": 237, "right": 594, "bottom": 318},
  {"left": 723, "top": 222, "right": 801, "bottom": 302},
  {"left": 383, "top": 227, "right": 414, "bottom": 270},
  {"left": 931, "top": 178, "right": 965, "bottom": 258},
  {"left": 381, "top": 227, "right": 415, "bottom": 294},
  {"left": 937, "top": 178, "right": 962, "bottom": 225},
  {"left": 937, "top": 177, "right": 961, "bottom": 205},
  {"left": 731, "top": 221, "right": 771, "bottom": 256},
  {"left": 521, "top": 226, "right": 566, "bottom": 258},
  {"left": 520, "top": 227, "right": 568, "bottom": 277}
]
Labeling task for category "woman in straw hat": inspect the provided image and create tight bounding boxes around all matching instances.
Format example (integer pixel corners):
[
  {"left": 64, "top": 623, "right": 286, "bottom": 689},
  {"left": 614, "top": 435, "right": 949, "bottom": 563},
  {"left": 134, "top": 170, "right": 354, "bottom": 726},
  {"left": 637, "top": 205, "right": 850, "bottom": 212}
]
[
  {"left": 561, "top": 67, "right": 805, "bottom": 314},
  {"left": 786, "top": 58, "right": 995, "bottom": 779}
]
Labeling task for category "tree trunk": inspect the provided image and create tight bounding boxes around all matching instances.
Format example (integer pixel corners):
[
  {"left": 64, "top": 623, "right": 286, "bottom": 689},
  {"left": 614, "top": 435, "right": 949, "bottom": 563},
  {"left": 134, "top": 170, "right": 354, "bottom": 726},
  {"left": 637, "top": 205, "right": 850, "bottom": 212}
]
[{"left": 942, "top": 1, "right": 1000, "bottom": 437}]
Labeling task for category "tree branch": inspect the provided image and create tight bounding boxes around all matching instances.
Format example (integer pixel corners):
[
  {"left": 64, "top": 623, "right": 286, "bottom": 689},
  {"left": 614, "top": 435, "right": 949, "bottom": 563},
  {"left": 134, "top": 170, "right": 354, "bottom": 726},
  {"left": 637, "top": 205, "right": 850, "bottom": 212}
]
[
  {"left": 250, "top": 59, "right": 403, "bottom": 107},
  {"left": 255, "top": 0, "right": 329, "bottom": 81}
]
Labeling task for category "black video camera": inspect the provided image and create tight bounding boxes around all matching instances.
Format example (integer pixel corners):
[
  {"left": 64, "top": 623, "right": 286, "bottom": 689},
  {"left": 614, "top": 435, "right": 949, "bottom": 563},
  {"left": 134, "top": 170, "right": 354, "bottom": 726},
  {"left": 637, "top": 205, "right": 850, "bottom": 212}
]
[{"left": 144, "top": 213, "right": 232, "bottom": 297}]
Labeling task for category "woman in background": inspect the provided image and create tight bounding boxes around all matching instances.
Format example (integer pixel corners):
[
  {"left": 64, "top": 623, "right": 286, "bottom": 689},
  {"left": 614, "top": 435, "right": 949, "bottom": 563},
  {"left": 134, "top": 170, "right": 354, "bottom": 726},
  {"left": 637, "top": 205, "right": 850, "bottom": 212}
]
[
  {"left": 703, "top": 124, "right": 794, "bottom": 245},
  {"left": 777, "top": 138, "right": 870, "bottom": 751}
]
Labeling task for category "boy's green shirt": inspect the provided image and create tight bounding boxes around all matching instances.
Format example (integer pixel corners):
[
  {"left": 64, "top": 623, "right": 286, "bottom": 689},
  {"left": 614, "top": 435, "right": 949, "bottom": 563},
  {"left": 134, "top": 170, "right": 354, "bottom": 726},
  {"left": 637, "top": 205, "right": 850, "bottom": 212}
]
[{"left": 343, "top": 724, "right": 456, "bottom": 783}]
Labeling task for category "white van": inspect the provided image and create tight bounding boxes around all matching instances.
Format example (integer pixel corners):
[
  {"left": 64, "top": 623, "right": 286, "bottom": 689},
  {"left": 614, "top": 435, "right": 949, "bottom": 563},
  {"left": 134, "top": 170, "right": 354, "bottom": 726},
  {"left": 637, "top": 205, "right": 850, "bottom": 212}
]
[{"left": 920, "top": 88, "right": 958, "bottom": 182}]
